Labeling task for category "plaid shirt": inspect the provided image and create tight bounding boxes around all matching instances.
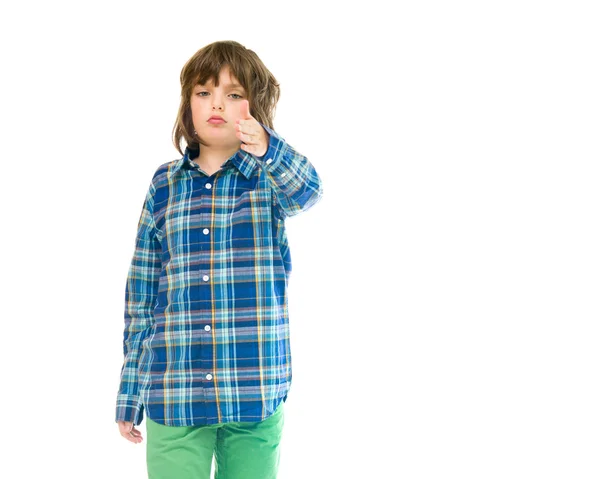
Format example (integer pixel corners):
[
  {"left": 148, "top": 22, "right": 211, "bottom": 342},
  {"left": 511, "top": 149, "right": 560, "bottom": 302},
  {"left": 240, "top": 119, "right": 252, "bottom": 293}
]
[{"left": 115, "top": 124, "right": 323, "bottom": 426}]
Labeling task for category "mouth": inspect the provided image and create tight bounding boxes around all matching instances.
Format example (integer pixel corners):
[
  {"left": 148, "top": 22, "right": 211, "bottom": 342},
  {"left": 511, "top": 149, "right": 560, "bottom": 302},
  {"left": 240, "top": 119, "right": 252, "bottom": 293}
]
[{"left": 208, "top": 115, "right": 226, "bottom": 124}]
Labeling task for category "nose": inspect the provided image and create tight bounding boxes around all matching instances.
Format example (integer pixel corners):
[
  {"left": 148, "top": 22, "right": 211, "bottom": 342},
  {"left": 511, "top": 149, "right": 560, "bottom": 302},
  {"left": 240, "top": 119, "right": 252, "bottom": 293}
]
[{"left": 211, "top": 96, "right": 224, "bottom": 110}]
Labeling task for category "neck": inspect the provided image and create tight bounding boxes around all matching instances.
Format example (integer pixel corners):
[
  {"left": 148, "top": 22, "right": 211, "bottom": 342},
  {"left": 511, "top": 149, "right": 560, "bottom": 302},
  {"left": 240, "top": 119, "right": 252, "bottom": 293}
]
[{"left": 194, "top": 143, "right": 239, "bottom": 174}]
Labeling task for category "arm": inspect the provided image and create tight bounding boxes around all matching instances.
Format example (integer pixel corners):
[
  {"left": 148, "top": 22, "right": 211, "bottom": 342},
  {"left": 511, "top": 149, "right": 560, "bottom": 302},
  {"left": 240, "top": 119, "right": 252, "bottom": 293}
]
[
  {"left": 115, "top": 182, "right": 161, "bottom": 426},
  {"left": 255, "top": 123, "right": 324, "bottom": 218}
]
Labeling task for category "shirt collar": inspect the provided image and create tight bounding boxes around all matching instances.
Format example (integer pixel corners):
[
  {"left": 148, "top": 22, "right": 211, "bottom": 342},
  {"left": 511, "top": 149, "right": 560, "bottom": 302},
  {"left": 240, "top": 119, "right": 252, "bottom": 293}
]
[{"left": 168, "top": 146, "right": 257, "bottom": 180}]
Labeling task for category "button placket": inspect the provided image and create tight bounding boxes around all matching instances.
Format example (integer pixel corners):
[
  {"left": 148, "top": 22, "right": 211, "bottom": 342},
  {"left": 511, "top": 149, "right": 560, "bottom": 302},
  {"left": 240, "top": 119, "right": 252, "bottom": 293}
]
[
  {"left": 199, "top": 178, "right": 214, "bottom": 287},
  {"left": 197, "top": 174, "right": 216, "bottom": 376}
]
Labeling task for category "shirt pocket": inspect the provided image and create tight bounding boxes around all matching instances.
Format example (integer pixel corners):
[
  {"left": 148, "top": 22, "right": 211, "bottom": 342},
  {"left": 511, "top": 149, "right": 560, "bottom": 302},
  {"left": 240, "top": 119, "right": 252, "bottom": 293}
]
[
  {"left": 155, "top": 193, "right": 197, "bottom": 257},
  {"left": 228, "top": 187, "right": 273, "bottom": 247}
]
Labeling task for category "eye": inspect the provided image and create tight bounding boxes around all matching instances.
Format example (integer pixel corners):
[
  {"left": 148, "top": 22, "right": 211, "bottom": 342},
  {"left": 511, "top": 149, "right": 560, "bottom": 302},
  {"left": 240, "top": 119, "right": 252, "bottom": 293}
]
[
  {"left": 230, "top": 93, "right": 243, "bottom": 99},
  {"left": 196, "top": 91, "right": 209, "bottom": 97}
]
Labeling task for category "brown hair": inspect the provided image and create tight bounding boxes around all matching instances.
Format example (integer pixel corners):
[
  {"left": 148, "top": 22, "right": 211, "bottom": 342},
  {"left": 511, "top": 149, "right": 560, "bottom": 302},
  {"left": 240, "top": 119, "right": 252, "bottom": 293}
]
[{"left": 172, "top": 40, "right": 281, "bottom": 156}]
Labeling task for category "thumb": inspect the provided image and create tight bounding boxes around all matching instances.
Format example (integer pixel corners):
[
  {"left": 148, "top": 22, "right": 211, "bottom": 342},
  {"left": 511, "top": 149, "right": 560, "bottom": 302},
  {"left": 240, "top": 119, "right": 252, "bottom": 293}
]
[{"left": 240, "top": 99, "right": 252, "bottom": 120}]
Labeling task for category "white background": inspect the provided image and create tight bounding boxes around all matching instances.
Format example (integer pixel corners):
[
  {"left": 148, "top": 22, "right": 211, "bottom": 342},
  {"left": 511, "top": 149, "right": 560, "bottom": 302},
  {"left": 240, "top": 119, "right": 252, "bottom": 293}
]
[{"left": 1, "top": 1, "right": 599, "bottom": 478}]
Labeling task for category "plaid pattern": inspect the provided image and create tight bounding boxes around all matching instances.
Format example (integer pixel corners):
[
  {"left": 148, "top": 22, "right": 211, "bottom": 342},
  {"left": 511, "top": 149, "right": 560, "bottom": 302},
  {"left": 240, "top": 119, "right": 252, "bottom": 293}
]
[{"left": 115, "top": 124, "right": 323, "bottom": 426}]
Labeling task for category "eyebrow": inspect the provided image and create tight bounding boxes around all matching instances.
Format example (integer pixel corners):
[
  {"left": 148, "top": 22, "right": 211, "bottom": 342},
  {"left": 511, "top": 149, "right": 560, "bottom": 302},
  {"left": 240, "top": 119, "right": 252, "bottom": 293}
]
[{"left": 195, "top": 83, "right": 244, "bottom": 90}]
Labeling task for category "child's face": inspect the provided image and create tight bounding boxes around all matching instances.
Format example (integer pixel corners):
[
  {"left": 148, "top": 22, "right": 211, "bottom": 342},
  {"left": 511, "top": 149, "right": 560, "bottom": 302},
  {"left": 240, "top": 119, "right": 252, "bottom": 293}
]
[{"left": 190, "top": 65, "right": 247, "bottom": 150}]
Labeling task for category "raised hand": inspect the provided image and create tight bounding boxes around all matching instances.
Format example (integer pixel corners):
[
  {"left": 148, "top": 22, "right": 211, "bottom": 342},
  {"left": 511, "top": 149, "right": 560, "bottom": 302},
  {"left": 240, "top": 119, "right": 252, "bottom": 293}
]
[{"left": 235, "top": 100, "right": 269, "bottom": 157}]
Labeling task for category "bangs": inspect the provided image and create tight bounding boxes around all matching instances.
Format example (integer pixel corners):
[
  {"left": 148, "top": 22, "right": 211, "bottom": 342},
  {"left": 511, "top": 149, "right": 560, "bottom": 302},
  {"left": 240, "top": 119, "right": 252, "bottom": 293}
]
[{"left": 186, "top": 45, "right": 249, "bottom": 90}]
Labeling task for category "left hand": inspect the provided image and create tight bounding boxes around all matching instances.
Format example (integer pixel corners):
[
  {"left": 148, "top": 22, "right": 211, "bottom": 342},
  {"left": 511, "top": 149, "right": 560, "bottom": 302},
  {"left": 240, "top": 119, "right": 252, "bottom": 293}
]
[{"left": 235, "top": 100, "right": 269, "bottom": 157}]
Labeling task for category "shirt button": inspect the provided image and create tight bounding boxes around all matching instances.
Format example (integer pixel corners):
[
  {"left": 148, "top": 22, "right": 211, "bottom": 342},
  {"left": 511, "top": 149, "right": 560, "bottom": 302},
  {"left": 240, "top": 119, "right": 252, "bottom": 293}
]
[
  {"left": 203, "top": 228, "right": 210, "bottom": 235},
  {"left": 281, "top": 172, "right": 287, "bottom": 178},
  {"left": 202, "top": 274, "right": 210, "bottom": 282},
  {"left": 204, "top": 325, "right": 211, "bottom": 331},
  {"left": 205, "top": 183, "right": 212, "bottom": 189},
  {"left": 265, "top": 158, "right": 273, "bottom": 165},
  {"left": 206, "top": 373, "right": 213, "bottom": 380}
]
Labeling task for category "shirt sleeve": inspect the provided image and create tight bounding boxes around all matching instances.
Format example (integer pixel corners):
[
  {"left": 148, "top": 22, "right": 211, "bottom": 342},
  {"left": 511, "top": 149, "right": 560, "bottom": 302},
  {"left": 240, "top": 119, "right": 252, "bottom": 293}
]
[
  {"left": 115, "top": 182, "right": 161, "bottom": 426},
  {"left": 254, "top": 123, "right": 324, "bottom": 218}
]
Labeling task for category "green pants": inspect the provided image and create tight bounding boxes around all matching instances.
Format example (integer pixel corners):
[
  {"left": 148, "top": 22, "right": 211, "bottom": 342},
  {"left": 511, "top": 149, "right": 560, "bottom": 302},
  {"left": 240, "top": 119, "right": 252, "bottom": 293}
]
[{"left": 146, "top": 402, "right": 284, "bottom": 479}]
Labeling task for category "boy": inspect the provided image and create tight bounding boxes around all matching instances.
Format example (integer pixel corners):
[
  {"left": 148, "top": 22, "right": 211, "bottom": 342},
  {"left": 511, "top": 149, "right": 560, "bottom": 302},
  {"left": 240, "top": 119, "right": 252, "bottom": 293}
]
[{"left": 115, "top": 40, "right": 323, "bottom": 479}]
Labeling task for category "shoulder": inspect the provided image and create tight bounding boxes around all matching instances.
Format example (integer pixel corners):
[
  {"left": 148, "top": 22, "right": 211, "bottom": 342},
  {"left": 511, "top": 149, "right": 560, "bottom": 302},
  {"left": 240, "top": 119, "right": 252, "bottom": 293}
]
[
  {"left": 150, "top": 158, "right": 182, "bottom": 188},
  {"left": 141, "top": 159, "right": 182, "bottom": 208}
]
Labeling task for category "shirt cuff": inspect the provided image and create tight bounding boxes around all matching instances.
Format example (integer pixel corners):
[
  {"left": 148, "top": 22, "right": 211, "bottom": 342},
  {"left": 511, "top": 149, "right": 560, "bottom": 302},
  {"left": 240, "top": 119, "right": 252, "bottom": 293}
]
[
  {"left": 255, "top": 122, "right": 288, "bottom": 166},
  {"left": 116, "top": 394, "right": 145, "bottom": 425}
]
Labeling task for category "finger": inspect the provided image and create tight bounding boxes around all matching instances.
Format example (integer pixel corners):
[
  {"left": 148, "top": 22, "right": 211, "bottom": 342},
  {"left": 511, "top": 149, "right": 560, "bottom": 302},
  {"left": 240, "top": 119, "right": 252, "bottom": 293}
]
[
  {"left": 240, "top": 143, "right": 266, "bottom": 157},
  {"left": 240, "top": 143, "right": 256, "bottom": 154},
  {"left": 121, "top": 430, "right": 143, "bottom": 443},
  {"left": 237, "top": 122, "right": 259, "bottom": 137},
  {"left": 237, "top": 127, "right": 257, "bottom": 145},
  {"left": 237, "top": 131, "right": 258, "bottom": 145},
  {"left": 239, "top": 99, "right": 252, "bottom": 120}
]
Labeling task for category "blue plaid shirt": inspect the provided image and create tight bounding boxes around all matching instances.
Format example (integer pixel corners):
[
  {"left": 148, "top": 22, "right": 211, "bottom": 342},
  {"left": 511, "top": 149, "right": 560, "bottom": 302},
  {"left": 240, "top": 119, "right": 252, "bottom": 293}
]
[{"left": 115, "top": 124, "right": 323, "bottom": 426}]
